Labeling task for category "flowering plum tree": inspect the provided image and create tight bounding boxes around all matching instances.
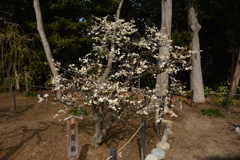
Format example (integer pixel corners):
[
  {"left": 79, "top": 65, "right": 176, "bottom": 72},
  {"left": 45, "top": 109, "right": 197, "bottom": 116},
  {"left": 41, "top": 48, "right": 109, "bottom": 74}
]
[{"left": 47, "top": 16, "right": 192, "bottom": 147}]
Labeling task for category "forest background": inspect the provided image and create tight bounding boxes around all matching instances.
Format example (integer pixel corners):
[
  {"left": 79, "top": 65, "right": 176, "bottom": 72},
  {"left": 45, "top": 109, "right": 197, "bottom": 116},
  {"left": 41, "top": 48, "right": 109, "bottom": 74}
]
[{"left": 1, "top": 0, "right": 240, "bottom": 99}]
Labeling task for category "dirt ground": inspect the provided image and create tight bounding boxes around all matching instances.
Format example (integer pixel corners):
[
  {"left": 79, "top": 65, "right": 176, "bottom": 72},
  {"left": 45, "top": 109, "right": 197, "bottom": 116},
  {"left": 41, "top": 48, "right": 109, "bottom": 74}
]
[{"left": 0, "top": 91, "right": 240, "bottom": 160}]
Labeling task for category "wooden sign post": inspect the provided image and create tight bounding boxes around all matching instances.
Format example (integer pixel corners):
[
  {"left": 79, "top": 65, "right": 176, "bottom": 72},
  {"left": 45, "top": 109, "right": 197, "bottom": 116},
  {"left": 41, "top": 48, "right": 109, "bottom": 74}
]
[{"left": 65, "top": 115, "right": 82, "bottom": 160}]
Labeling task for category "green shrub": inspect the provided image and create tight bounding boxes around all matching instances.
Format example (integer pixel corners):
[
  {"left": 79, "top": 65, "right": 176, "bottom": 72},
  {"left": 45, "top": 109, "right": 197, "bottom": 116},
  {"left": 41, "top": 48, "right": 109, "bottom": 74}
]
[
  {"left": 214, "top": 97, "right": 238, "bottom": 106},
  {"left": 204, "top": 86, "right": 215, "bottom": 97},
  {"left": 24, "top": 91, "right": 37, "bottom": 97},
  {"left": 213, "top": 97, "right": 225, "bottom": 106},
  {"left": 216, "top": 85, "right": 228, "bottom": 93},
  {"left": 228, "top": 98, "right": 238, "bottom": 106},
  {"left": 200, "top": 108, "right": 224, "bottom": 118},
  {"left": 68, "top": 108, "right": 89, "bottom": 117},
  {"left": 236, "top": 86, "right": 240, "bottom": 95},
  {"left": 176, "top": 98, "right": 187, "bottom": 104},
  {"left": 204, "top": 85, "right": 228, "bottom": 98}
]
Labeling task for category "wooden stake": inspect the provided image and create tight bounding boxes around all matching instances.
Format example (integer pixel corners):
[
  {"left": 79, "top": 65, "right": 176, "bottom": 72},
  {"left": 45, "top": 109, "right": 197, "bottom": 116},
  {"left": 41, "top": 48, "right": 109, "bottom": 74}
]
[{"left": 67, "top": 117, "right": 79, "bottom": 158}]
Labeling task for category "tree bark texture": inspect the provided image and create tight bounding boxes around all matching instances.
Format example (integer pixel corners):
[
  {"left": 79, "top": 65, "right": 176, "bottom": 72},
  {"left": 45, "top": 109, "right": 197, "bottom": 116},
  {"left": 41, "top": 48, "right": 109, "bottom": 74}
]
[
  {"left": 91, "top": 120, "right": 105, "bottom": 147},
  {"left": 116, "top": 0, "right": 124, "bottom": 19},
  {"left": 7, "top": 58, "right": 16, "bottom": 115},
  {"left": 187, "top": 0, "right": 205, "bottom": 102},
  {"left": 24, "top": 71, "right": 29, "bottom": 91},
  {"left": 156, "top": 0, "right": 172, "bottom": 97},
  {"left": 91, "top": 108, "right": 117, "bottom": 147},
  {"left": 33, "top": 0, "right": 58, "bottom": 77},
  {"left": 14, "top": 66, "right": 20, "bottom": 91},
  {"left": 230, "top": 46, "right": 240, "bottom": 97}
]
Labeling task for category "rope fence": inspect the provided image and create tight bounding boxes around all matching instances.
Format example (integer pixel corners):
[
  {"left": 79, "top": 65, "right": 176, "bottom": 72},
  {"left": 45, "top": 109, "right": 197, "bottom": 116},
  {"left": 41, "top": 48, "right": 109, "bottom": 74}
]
[
  {"left": 106, "top": 115, "right": 155, "bottom": 160},
  {"left": 104, "top": 89, "right": 240, "bottom": 160},
  {"left": 29, "top": 85, "right": 55, "bottom": 97}
]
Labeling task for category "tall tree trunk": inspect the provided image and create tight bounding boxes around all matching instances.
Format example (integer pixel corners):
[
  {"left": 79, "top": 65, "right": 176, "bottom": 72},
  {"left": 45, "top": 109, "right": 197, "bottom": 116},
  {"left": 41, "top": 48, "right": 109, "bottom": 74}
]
[
  {"left": 230, "top": 51, "right": 235, "bottom": 80},
  {"left": 187, "top": 0, "right": 205, "bottom": 103},
  {"left": 137, "top": 0, "right": 172, "bottom": 113},
  {"left": 230, "top": 46, "right": 240, "bottom": 97},
  {"left": 33, "top": 0, "right": 58, "bottom": 77},
  {"left": 116, "top": 0, "right": 124, "bottom": 19},
  {"left": 156, "top": 0, "right": 172, "bottom": 98}
]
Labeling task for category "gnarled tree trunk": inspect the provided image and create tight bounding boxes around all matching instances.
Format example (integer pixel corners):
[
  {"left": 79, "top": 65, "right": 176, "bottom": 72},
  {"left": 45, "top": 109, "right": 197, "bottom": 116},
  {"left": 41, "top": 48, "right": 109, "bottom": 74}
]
[{"left": 91, "top": 118, "right": 106, "bottom": 147}]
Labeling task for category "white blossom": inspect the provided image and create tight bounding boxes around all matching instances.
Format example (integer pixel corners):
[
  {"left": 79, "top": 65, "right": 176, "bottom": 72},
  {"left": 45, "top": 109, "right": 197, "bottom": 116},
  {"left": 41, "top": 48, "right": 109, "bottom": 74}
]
[
  {"left": 49, "top": 16, "right": 192, "bottom": 123},
  {"left": 37, "top": 94, "right": 44, "bottom": 103}
]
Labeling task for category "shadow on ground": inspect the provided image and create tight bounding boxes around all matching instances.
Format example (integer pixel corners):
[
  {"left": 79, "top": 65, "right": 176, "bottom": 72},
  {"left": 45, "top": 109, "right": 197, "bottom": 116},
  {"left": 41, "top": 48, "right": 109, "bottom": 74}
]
[
  {"left": 202, "top": 157, "right": 240, "bottom": 160},
  {"left": 0, "top": 122, "right": 64, "bottom": 160}
]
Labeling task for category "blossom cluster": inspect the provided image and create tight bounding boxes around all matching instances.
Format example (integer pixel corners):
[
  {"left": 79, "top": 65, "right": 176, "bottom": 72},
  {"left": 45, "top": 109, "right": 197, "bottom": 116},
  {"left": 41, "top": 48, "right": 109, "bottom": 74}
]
[{"left": 46, "top": 16, "right": 192, "bottom": 119}]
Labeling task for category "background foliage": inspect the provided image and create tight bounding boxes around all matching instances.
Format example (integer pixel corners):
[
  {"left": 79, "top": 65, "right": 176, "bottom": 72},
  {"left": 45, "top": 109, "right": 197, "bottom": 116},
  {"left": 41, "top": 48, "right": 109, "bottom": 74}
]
[{"left": 0, "top": 0, "right": 240, "bottom": 91}]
